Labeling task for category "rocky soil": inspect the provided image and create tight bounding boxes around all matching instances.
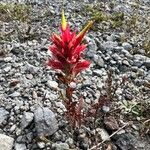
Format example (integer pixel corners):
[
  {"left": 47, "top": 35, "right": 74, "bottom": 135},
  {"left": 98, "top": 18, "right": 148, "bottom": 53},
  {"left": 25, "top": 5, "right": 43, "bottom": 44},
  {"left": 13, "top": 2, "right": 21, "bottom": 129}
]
[{"left": 0, "top": 0, "right": 150, "bottom": 150}]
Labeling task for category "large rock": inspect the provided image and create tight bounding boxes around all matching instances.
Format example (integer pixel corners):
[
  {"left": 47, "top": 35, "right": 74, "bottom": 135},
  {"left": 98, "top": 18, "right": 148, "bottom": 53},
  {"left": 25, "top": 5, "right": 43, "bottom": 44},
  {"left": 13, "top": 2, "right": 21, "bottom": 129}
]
[
  {"left": 0, "top": 107, "right": 9, "bottom": 125},
  {"left": 113, "top": 133, "right": 136, "bottom": 150},
  {"left": 104, "top": 116, "right": 119, "bottom": 131},
  {"left": 34, "top": 107, "right": 58, "bottom": 136},
  {"left": 0, "top": 134, "right": 14, "bottom": 150}
]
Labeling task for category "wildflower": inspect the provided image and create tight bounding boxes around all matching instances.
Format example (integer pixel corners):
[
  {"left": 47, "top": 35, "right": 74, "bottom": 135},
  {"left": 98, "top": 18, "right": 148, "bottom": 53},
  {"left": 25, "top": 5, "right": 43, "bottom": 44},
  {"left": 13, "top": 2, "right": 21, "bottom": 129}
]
[{"left": 48, "top": 10, "right": 93, "bottom": 78}]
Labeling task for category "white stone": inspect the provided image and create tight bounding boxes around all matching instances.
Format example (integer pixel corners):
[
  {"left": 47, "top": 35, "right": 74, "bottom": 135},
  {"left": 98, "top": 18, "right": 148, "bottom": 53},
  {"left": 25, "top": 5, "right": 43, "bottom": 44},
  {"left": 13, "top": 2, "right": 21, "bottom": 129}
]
[
  {"left": 102, "top": 106, "right": 110, "bottom": 113},
  {"left": 37, "top": 142, "right": 45, "bottom": 149},
  {"left": 4, "top": 57, "right": 13, "bottom": 62},
  {"left": 4, "top": 66, "right": 11, "bottom": 72},
  {"left": 55, "top": 102, "right": 66, "bottom": 110},
  {"left": 0, "top": 134, "right": 14, "bottom": 150},
  {"left": 97, "top": 128, "right": 110, "bottom": 141},
  {"left": 10, "top": 124, "right": 16, "bottom": 132},
  {"left": 15, "top": 143, "right": 26, "bottom": 150},
  {"left": 47, "top": 80, "right": 58, "bottom": 89},
  {"left": 9, "top": 92, "right": 20, "bottom": 97}
]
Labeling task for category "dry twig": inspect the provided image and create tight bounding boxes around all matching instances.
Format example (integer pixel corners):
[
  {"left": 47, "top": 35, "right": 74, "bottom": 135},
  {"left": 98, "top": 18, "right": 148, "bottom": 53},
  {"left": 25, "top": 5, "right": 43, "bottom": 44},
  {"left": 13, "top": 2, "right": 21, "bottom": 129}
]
[{"left": 89, "top": 122, "right": 131, "bottom": 150}]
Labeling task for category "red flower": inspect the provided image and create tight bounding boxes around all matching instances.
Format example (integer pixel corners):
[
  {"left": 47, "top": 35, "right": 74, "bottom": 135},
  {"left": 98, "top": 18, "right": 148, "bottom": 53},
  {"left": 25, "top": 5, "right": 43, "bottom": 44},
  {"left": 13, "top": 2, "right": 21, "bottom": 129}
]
[{"left": 48, "top": 10, "right": 93, "bottom": 77}]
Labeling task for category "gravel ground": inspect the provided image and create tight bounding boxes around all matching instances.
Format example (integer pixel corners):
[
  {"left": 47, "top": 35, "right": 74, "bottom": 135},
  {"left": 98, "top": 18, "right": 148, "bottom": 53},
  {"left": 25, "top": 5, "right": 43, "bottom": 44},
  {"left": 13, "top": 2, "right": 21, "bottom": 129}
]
[{"left": 0, "top": 0, "right": 150, "bottom": 150}]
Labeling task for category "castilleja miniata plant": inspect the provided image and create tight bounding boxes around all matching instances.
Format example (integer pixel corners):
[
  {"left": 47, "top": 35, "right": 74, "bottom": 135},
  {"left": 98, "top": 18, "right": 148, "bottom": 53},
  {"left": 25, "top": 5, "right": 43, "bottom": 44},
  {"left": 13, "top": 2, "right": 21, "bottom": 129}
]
[{"left": 48, "top": 10, "right": 93, "bottom": 127}]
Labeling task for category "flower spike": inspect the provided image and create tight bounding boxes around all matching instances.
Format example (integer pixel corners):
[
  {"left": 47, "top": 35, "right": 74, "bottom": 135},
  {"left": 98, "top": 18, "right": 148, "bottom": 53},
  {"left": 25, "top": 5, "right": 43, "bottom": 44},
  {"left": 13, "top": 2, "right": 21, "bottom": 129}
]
[
  {"left": 48, "top": 10, "right": 92, "bottom": 78},
  {"left": 61, "top": 10, "right": 67, "bottom": 31}
]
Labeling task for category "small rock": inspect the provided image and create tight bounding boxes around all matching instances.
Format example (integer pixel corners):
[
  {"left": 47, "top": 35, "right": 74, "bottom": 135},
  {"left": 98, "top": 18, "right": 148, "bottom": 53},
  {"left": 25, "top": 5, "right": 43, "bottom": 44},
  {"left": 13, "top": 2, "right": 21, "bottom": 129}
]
[
  {"left": 26, "top": 132, "right": 33, "bottom": 142},
  {"left": 87, "top": 37, "right": 98, "bottom": 51},
  {"left": 4, "top": 57, "right": 13, "bottom": 62},
  {"left": 93, "top": 69, "right": 103, "bottom": 77},
  {"left": 25, "top": 62, "right": 39, "bottom": 74},
  {"left": 15, "top": 143, "right": 26, "bottom": 150},
  {"left": 9, "top": 91, "right": 20, "bottom": 97},
  {"left": 66, "top": 137, "right": 74, "bottom": 146},
  {"left": 16, "top": 128, "right": 22, "bottom": 136},
  {"left": 11, "top": 45, "right": 22, "bottom": 55},
  {"left": 10, "top": 124, "right": 16, "bottom": 132},
  {"left": 110, "top": 60, "right": 116, "bottom": 65},
  {"left": 21, "top": 112, "right": 34, "bottom": 129},
  {"left": 55, "top": 102, "right": 66, "bottom": 111},
  {"left": 4, "top": 66, "right": 11, "bottom": 72},
  {"left": 26, "top": 74, "right": 33, "bottom": 80},
  {"left": 102, "top": 105, "right": 110, "bottom": 113},
  {"left": 145, "top": 73, "right": 150, "bottom": 82},
  {"left": 102, "top": 41, "right": 118, "bottom": 51},
  {"left": 122, "top": 60, "right": 130, "bottom": 66},
  {"left": 0, "top": 107, "right": 9, "bottom": 125},
  {"left": 144, "top": 57, "right": 150, "bottom": 68},
  {"left": 104, "top": 116, "right": 119, "bottom": 131},
  {"left": 93, "top": 55, "right": 105, "bottom": 67},
  {"left": 9, "top": 79, "right": 20, "bottom": 87},
  {"left": 47, "top": 80, "right": 58, "bottom": 89},
  {"left": 117, "top": 130, "right": 126, "bottom": 135},
  {"left": 37, "top": 142, "right": 45, "bottom": 149},
  {"left": 85, "top": 98, "right": 91, "bottom": 104},
  {"left": 69, "top": 82, "right": 76, "bottom": 89},
  {"left": 124, "top": 90, "right": 133, "bottom": 100},
  {"left": 133, "top": 54, "right": 150, "bottom": 68},
  {"left": 85, "top": 37, "right": 97, "bottom": 58},
  {"left": 16, "top": 136, "right": 24, "bottom": 143},
  {"left": 0, "top": 134, "right": 14, "bottom": 150},
  {"left": 34, "top": 107, "right": 58, "bottom": 136},
  {"left": 32, "top": 91, "right": 38, "bottom": 99},
  {"left": 122, "top": 42, "right": 132, "bottom": 50},
  {"left": 122, "top": 49, "right": 133, "bottom": 58},
  {"left": 96, "top": 128, "right": 110, "bottom": 141},
  {"left": 112, "top": 53, "right": 121, "bottom": 61}
]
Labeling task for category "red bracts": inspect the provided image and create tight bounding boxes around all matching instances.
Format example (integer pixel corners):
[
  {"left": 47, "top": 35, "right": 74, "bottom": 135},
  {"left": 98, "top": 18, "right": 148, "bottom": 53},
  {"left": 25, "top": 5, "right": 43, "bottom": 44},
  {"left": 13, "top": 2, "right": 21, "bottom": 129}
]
[{"left": 48, "top": 10, "right": 93, "bottom": 77}]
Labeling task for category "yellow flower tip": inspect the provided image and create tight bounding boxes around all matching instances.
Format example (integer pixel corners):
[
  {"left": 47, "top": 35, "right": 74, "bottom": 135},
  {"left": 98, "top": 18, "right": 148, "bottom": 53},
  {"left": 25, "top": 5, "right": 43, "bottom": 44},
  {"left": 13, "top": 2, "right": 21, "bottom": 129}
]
[
  {"left": 77, "top": 21, "right": 93, "bottom": 38},
  {"left": 61, "top": 10, "right": 67, "bottom": 30}
]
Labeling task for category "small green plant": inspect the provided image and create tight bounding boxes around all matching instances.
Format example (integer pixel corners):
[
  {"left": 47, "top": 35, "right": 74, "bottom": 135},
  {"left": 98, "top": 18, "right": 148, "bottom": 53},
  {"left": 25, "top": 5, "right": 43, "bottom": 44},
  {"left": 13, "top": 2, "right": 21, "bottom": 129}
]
[
  {"left": 81, "top": 4, "right": 126, "bottom": 30},
  {"left": 0, "top": 3, "right": 31, "bottom": 22},
  {"left": 110, "top": 12, "right": 124, "bottom": 28},
  {"left": 119, "top": 100, "right": 141, "bottom": 117},
  {"left": 81, "top": 4, "right": 108, "bottom": 31}
]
